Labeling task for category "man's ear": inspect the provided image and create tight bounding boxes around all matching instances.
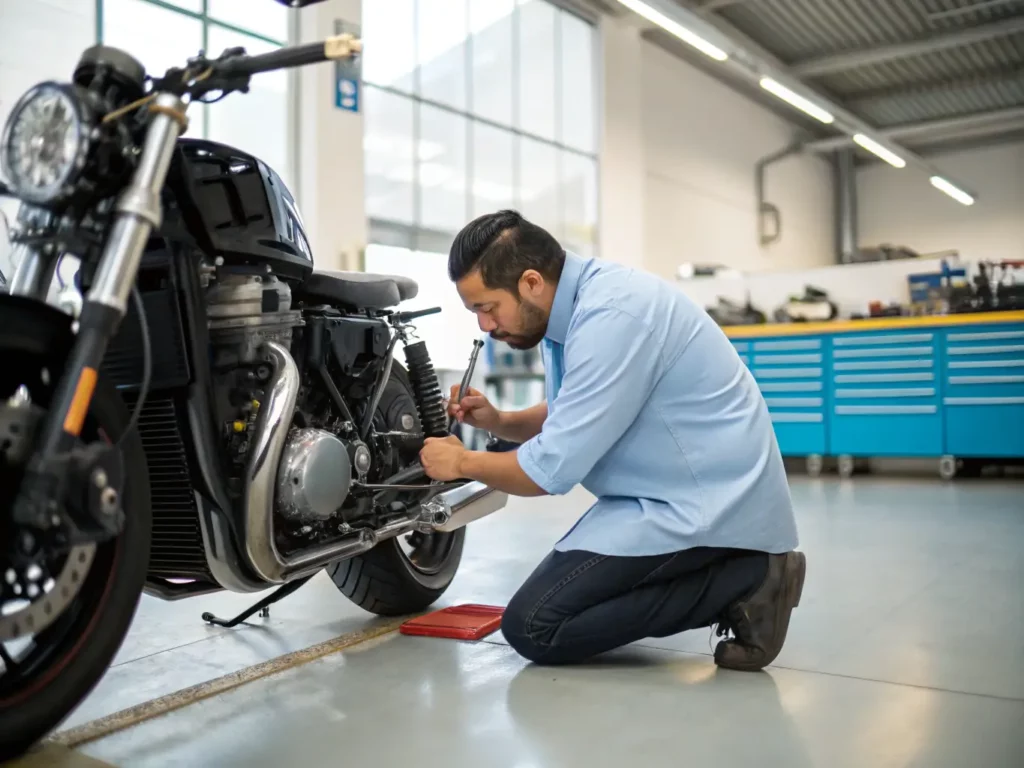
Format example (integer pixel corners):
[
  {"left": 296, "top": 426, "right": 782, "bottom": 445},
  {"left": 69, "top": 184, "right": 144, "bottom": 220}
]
[{"left": 519, "top": 269, "right": 545, "bottom": 298}]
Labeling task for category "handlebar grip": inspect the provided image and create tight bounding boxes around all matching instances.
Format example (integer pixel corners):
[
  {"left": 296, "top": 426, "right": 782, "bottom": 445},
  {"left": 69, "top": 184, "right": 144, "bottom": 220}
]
[{"left": 220, "top": 34, "right": 361, "bottom": 77}]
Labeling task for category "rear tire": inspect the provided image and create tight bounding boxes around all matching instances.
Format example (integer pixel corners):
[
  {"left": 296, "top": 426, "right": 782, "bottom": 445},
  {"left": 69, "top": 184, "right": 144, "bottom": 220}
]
[
  {"left": 0, "top": 302, "right": 151, "bottom": 761},
  {"left": 328, "top": 363, "right": 464, "bottom": 616}
]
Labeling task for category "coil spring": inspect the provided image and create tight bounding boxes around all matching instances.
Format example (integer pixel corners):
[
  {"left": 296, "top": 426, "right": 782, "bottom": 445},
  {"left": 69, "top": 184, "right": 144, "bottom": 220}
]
[{"left": 404, "top": 341, "right": 448, "bottom": 438}]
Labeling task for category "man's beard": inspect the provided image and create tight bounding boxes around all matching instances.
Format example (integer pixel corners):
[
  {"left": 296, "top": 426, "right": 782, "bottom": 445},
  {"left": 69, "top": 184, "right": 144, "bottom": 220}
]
[{"left": 490, "top": 299, "right": 548, "bottom": 350}]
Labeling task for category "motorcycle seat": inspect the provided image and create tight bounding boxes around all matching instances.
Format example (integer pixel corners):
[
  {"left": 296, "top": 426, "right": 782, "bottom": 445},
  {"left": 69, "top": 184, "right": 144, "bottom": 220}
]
[{"left": 300, "top": 270, "right": 419, "bottom": 309}]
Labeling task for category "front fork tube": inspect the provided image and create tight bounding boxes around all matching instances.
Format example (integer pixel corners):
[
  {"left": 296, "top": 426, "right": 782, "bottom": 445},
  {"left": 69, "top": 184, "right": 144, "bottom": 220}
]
[{"left": 12, "top": 92, "right": 188, "bottom": 526}]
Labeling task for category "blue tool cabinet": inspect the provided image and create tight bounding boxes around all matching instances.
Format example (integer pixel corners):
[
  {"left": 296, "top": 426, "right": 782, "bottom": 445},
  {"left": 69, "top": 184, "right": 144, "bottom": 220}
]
[{"left": 725, "top": 311, "right": 1024, "bottom": 473}]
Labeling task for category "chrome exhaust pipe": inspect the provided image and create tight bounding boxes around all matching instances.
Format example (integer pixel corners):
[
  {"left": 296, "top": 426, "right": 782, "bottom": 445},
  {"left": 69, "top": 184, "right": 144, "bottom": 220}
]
[
  {"left": 243, "top": 341, "right": 385, "bottom": 583},
  {"left": 423, "top": 482, "right": 509, "bottom": 533},
  {"left": 242, "top": 341, "right": 509, "bottom": 584}
]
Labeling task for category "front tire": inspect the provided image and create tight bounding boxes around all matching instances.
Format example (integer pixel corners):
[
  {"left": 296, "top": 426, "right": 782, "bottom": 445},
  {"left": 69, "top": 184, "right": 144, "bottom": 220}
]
[
  {"left": 328, "top": 363, "right": 464, "bottom": 616},
  {"left": 0, "top": 303, "right": 151, "bottom": 761}
]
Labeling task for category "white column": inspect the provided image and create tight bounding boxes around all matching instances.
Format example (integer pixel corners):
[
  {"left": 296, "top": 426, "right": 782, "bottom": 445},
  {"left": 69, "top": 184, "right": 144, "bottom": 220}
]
[
  {"left": 597, "top": 16, "right": 646, "bottom": 270},
  {"left": 295, "top": 0, "right": 366, "bottom": 272}
]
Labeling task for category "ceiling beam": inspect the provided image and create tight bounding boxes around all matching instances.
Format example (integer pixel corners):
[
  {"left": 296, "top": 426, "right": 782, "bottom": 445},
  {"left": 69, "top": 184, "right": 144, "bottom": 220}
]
[
  {"left": 845, "top": 66, "right": 1024, "bottom": 109},
  {"left": 804, "top": 107, "right": 1024, "bottom": 152},
  {"left": 697, "top": 0, "right": 750, "bottom": 10},
  {"left": 791, "top": 17, "right": 1024, "bottom": 77}
]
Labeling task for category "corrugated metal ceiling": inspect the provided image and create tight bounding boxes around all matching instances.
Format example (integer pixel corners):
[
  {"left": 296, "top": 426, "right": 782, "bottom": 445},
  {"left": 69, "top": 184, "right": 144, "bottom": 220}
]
[{"left": 688, "top": 0, "right": 1024, "bottom": 148}]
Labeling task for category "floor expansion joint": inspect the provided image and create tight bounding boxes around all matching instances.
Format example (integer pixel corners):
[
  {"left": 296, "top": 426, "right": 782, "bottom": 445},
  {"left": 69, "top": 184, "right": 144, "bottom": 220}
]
[{"left": 48, "top": 617, "right": 407, "bottom": 749}]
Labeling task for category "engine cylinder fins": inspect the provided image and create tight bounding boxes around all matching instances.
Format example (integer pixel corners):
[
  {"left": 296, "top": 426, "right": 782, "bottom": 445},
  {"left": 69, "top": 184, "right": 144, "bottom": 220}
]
[
  {"left": 276, "top": 428, "right": 353, "bottom": 522},
  {"left": 403, "top": 341, "right": 448, "bottom": 438}
]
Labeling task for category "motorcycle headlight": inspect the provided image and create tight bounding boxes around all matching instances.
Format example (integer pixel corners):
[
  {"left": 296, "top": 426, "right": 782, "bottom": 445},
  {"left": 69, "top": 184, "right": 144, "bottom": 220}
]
[{"left": 1, "top": 82, "right": 91, "bottom": 205}]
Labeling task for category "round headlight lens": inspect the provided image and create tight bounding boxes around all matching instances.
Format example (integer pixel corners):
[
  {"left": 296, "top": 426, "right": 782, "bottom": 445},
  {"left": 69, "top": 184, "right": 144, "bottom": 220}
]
[{"left": 1, "top": 83, "right": 87, "bottom": 205}]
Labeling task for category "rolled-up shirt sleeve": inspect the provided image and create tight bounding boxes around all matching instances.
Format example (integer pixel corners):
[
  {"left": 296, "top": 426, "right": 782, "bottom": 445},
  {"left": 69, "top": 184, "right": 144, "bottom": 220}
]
[{"left": 516, "top": 306, "right": 662, "bottom": 495}]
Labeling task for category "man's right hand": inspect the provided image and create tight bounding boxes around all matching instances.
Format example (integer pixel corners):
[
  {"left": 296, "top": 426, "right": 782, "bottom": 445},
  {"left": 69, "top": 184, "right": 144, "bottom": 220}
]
[{"left": 448, "top": 385, "right": 502, "bottom": 432}]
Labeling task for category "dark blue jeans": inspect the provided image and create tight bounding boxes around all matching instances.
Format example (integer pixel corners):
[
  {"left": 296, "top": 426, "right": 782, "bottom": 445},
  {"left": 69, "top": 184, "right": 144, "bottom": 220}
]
[{"left": 501, "top": 546, "right": 768, "bottom": 665}]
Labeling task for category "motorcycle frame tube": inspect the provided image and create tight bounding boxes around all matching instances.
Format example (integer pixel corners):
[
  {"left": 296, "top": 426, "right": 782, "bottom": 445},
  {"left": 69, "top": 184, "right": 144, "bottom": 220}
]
[
  {"left": 241, "top": 340, "right": 510, "bottom": 584},
  {"left": 7, "top": 244, "right": 58, "bottom": 300}
]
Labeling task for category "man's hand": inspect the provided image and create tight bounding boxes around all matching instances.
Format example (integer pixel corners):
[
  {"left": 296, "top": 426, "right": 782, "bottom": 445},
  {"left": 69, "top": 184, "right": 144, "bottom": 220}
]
[
  {"left": 420, "top": 435, "right": 467, "bottom": 481},
  {"left": 447, "top": 385, "right": 502, "bottom": 431}
]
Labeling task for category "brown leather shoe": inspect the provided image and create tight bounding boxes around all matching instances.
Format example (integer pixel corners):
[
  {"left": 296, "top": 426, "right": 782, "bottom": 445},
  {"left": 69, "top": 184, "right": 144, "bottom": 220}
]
[{"left": 714, "top": 551, "right": 806, "bottom": 672}]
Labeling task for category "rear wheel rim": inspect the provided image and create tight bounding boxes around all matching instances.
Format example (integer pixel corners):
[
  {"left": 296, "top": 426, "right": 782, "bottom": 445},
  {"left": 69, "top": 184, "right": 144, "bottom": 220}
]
[{"left": 397, "top": 528, "right": 457, "bottom": 577}]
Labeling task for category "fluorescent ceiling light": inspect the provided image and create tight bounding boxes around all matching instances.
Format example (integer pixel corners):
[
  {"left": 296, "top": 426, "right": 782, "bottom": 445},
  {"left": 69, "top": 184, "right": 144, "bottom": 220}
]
[
  {"left": 759, "top": 77, "right": 834, "bottom": 124},
  {"left": 615, "top": 0, "right": 728, "bottom": 61},
  {"left": 930, "top": 176, "right": 975, "bottom": 206},
  {"left": 852, "top": 134, "right": 906, "bottom": 169}
]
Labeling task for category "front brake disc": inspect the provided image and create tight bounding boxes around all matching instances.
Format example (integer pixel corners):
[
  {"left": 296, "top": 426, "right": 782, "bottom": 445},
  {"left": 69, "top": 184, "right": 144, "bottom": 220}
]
[{"left": 0, "top": 543, "right": 97, "bottom": 641}]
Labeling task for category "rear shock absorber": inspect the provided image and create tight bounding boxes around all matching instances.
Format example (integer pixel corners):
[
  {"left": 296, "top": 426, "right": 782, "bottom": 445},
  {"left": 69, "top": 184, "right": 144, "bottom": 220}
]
[{"left": 403, "top": 341, "right": 447, "bottom": 438}]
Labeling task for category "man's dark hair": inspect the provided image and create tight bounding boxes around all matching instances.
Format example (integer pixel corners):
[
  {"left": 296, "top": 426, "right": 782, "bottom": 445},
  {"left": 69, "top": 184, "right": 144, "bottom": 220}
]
[{"left": 448, "top": 210, "right": 565, "bottom": 296}]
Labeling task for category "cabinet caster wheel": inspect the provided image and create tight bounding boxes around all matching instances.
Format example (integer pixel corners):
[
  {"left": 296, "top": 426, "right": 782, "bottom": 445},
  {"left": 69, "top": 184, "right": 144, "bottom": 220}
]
[
  {"left": 938, "top": 455, "right": 957, "bottom": 481},
  {"left": 837, "top": 455, "right": 855, "bottom": 479},
  {"left": 805, "top": 454, "right": 824, "bottom": 477}
]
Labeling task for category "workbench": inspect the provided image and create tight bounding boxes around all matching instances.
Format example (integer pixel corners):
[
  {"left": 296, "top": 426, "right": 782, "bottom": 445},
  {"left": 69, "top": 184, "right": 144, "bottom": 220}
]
[{"left": 722, "top": 310, "right": 1024, "bottom": 478}]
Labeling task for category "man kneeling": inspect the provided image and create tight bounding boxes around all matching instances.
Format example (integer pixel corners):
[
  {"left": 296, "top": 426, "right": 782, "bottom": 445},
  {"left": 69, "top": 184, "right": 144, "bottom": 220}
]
[{"left": 420, "top": 211, "right": 805, "bottom": 670}]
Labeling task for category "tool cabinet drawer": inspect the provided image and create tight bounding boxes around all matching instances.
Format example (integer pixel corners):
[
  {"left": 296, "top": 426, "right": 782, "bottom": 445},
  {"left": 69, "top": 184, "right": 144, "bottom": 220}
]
[
  {"left": 828, "top": 330, "right": 942, "bottom": 456},
  {"left": 942, "top": 323, "right": 1024, "bottom": 457},
  {"left": 746, "top": 335, "right": 827, "bottom": 456}
]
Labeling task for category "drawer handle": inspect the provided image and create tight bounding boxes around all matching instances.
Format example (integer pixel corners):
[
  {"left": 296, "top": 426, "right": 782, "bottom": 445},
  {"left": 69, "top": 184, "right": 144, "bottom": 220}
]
[
  {"left": 947, "top": 331, "right": 1024, "bottom": 342},
  {"left": 833, "top": 333, "right": 933, "bottom": 346},
  {"left": 770, "top": 412, "right": 823, "bottom": 423},
  {"left": 759, "top": 382, "right": 823, "bottom": 393},
  {"left": 946, "top": 344, "right": 1024, "bottom": 355},
  {"left": 753, "top": 354, "right": 822, "bottom": 365},
  {"left": 948, "top": 375, "right": 1024, "bottom": 385},
  {"left": 755, "top": 368, "right": 823, "bottom": 379},
  {"left": 753, "top": 341, "right": 821, "bottom": 351},
  {"left": 944, "top": 396, "right": 1024, "bottom": 406},
  {"left": 948, "top": 360, "right": 1024, "bottom": 370},
  {"left": 765, "top": 397, "right": 823, "bottom": 408},
  {"left": 835, "top": 388, "right": 935, "bottom": 399},
  {"left": 833, "top": 346, "right": 933, "bottom": 358},
  {"left": 834, "top": 360, "right": 933, "bottom": 371},
  {"left": 835, "top": 405, "right": 937, "bottom": 415},
  {"left": 834, "top": 373, "right": 933, "bottom": 384}
]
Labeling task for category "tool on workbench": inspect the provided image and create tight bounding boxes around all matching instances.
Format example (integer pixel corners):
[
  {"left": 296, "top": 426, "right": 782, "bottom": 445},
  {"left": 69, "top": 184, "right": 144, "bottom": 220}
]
[{"left": 449, "top": 339, "right": 485, "bottom": 433}]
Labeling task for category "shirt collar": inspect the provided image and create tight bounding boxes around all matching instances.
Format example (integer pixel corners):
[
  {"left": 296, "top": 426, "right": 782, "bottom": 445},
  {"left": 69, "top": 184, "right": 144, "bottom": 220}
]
[{"left": 545, "top": 250, "right": 585, "bottom": 346}]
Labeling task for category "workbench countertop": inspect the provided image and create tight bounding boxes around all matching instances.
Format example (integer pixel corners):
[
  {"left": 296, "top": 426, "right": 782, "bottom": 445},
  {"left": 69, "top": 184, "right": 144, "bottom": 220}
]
[{"left": 721, "top": 310, "right": 1024, "bottom": 338}]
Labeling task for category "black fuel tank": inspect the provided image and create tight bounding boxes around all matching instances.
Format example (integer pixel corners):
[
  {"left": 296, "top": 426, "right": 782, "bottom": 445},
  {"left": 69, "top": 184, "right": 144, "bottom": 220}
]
[{"left": 176, "top": 138, "right": 314, "bottom": 281}]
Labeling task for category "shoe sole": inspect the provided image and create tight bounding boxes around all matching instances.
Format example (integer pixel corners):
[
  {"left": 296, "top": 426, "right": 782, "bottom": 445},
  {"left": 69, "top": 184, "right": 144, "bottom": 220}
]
[{"left": 717, "top": 551, "right": 806, "bottom": 672}]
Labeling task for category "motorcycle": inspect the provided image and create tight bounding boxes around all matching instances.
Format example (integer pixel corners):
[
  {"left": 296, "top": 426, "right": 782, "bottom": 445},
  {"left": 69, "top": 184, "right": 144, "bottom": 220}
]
[{"left": 0, "top": 1, "right": 508, "bottom": 758}]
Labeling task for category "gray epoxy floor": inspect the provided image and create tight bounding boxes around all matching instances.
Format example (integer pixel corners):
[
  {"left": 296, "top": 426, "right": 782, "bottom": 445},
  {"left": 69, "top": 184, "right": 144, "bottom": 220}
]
[{"left": 65, "top": 478, "right": 1024, "bottom": 767}]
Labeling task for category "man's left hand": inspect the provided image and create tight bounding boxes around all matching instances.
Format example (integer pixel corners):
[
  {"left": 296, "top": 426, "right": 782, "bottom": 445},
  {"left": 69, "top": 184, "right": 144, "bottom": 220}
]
[{"left": 420, "top": 435, "right": 467, "bottom": 481}]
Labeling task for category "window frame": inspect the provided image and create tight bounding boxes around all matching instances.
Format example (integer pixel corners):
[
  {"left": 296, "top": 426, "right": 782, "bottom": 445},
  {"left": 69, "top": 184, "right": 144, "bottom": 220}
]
[
  {"left": 95, "top": 0, "right": 294, "bottom": 179},
  {"left": 362, "top": 0, "right": 601, "bottom": 257}
]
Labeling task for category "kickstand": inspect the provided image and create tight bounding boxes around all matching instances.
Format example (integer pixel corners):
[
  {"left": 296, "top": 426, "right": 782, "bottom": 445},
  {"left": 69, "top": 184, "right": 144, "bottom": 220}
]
[{"left": 201, "top": 575, "right": 314, "bottom": 628}]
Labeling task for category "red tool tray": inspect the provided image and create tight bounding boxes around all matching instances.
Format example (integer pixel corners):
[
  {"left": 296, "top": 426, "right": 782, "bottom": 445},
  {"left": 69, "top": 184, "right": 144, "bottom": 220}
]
[{"left": 399, "top": 604, "right": 505, "bottom": 641}]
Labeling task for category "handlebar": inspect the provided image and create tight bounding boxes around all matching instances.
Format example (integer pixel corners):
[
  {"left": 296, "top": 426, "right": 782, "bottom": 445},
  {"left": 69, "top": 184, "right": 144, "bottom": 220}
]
[{"left": 217, "top": 33, "right": 361, "bottom": 77}]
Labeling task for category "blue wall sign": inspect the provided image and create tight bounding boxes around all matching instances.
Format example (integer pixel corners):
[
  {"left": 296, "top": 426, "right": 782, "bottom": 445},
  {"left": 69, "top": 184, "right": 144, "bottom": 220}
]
[
  {"left": 336, "top": 77, "right": 359, "bottom": 112},
  {"left": 334, "top": 18, "right": 362, "bottom": 113}
]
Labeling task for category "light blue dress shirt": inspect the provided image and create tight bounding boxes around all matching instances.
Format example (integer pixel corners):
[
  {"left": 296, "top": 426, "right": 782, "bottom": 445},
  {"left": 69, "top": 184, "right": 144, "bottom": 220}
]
[{"left": 516, "top": 252, "right": 799, "bottom": 557}]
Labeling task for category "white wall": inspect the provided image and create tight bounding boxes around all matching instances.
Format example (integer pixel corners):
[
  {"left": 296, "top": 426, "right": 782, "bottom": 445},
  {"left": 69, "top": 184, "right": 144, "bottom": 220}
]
[
  {"left": 858, "top": 141, "right": 1024, "bottom": 263},
  {"left": 638, "top": 40, "right": 835, "bottom": 280},
  {"left": 296, "top": 0, "right": 366, "bottom": 272},
  {"left": 597, "top": 19, "right": 646, "bottom": 270}
]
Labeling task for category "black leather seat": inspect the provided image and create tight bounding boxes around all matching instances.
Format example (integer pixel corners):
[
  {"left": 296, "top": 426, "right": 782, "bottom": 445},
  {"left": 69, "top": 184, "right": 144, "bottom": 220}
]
[{"left": 299, "top": 270, "right": 419, "bottom": 310}]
